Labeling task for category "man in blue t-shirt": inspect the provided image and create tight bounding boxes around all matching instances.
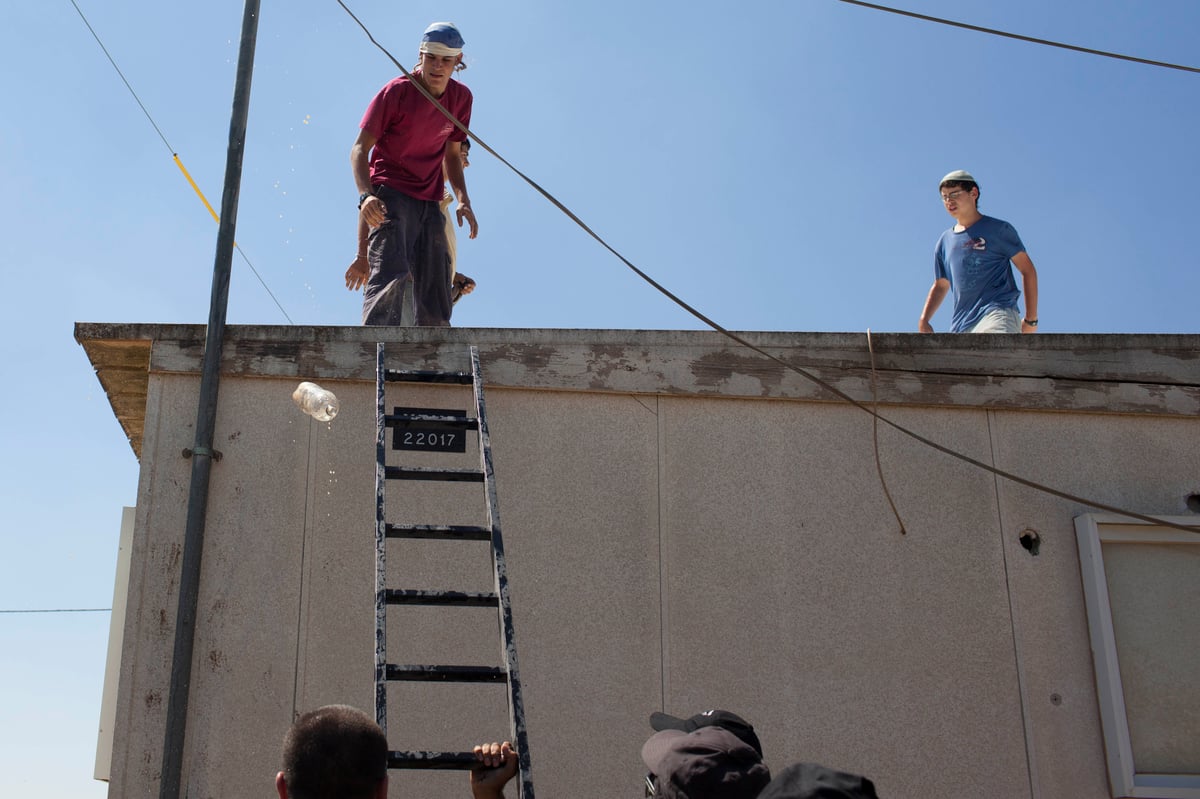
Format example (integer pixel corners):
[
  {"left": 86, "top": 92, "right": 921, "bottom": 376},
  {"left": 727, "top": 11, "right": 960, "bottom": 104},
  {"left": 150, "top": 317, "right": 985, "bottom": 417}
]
[{"left": 918, "top": 170, "right": 1039, "bottom": 333}]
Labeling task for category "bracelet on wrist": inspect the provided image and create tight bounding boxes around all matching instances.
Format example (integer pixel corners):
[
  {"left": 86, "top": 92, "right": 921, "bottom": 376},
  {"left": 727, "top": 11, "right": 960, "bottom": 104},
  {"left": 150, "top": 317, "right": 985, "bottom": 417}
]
[
  {"left": 358, "top": 191, "right": 372, "bottom": 209},
  {"left": 1023, "top": 318, "right": 1038, "bottom": 326}
]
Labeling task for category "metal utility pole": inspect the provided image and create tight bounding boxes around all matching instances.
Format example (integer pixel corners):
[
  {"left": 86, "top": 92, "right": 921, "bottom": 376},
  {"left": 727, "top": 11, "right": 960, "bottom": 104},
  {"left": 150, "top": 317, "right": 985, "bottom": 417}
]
[{"left": 158, "top": 2, "right": 261, "bottom": 797}]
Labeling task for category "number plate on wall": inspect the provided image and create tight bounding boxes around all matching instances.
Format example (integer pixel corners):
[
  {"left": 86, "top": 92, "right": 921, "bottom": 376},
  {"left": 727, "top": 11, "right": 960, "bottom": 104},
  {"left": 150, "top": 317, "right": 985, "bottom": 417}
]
[{"left": 391, "top": 407, "right": 468, "bottom": 453}]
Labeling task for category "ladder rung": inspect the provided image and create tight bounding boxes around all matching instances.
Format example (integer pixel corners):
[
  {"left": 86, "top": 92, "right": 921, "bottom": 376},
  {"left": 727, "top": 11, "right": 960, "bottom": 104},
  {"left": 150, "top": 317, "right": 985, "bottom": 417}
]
[
  {"left": 385, "top": 368, "right": 473, "bottom": 385},
  {"left": 388, "top": 751, "right": 479, "bottom": 770},
  {"left": 385, "top": 465, "right": 484, "bottom": 482},
  {"left": 385, "top": 413, "right": 479, "bottom": 430},
  {"left": 385, "top": 589, "right": 498, "bottom": 607},
  {"left": 386, "top": 664, "right": 508, "bottom": 682},
  {"left": 386, "top": 523, "right": 491, "bottom": 541}
]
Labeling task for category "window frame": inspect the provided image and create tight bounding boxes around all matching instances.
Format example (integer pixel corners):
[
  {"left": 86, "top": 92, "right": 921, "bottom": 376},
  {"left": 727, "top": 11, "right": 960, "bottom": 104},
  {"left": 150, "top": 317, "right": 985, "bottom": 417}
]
[{"left": 1075, "top": 513, "right": 1200, "bottom": 799}]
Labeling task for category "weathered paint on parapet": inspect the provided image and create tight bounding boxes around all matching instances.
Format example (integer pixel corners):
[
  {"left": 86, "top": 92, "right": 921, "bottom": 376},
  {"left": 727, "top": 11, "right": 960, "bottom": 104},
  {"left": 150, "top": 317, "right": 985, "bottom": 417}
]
[{"left": 75, "top": 323, "right": 1200, "bottom": 460}]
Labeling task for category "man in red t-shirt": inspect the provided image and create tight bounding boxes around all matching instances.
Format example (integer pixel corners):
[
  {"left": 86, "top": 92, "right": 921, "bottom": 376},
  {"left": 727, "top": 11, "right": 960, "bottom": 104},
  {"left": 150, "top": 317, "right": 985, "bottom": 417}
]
[{"left": 349, "top": 22, "right": 476, "bottom": 326}]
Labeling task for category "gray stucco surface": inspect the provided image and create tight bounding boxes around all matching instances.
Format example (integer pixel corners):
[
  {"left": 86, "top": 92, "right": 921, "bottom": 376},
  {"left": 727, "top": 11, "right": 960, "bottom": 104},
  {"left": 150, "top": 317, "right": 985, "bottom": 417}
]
[{"left": 81, "top": 326, "right": 1200, "bottom": 799}]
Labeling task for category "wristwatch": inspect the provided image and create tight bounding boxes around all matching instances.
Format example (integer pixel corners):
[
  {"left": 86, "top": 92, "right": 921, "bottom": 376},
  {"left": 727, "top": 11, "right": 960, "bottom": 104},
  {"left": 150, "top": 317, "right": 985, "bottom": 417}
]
[
  {"left": 1023, "top": 318, "right": 1038, "bottom": 327},
  {"left": 358, "top": 191, "right": 373, "bottom": 209}
]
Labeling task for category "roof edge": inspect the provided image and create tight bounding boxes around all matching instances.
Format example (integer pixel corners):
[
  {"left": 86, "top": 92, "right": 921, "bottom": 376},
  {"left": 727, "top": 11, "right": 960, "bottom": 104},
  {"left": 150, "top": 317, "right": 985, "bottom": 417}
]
[{"left": 75, "top": 323, "right": 1200, "bottom": 458}]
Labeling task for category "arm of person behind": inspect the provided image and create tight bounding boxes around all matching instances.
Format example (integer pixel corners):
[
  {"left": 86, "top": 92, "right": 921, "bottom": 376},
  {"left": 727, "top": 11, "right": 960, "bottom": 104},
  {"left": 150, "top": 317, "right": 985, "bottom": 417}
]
[
  {"left": 919, "top": 277, "right": 950, "bottom": 333},
  {"left": 444, "top": 139, "right": 477, "bottom": 239},
  {"left": 351, "top": 129, "right": 387, "bottom": 228},
  {"left": 1012, "top": 251, "right": 1039, "bottom": 333},
  {"left": 345, "top": 215, "right": 369, "bottom": 291},
  {"left": 470, "top": 741, "right": 518, "bottom": 799}
]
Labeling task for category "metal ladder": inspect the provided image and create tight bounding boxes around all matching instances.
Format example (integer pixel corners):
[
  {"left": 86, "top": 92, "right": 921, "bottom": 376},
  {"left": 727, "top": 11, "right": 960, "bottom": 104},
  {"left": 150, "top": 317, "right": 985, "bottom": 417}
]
[{"left": 373, "top": 343, "right": 534, "bottom": 798}]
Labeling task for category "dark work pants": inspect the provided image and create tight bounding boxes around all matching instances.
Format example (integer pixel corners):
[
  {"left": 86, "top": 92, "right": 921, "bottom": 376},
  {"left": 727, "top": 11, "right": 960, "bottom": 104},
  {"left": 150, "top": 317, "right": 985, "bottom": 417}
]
[{"left": 362, "top": 185, "right": 453, "bottom": 326}]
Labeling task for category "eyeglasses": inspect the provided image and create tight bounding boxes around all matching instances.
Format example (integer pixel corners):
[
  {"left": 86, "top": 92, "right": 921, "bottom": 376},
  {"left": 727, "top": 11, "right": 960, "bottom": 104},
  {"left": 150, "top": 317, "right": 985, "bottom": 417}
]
[
  {"left": 940, "top": 189, "right": 969, "bottom": 203},
  {"left": 645, "top": 774, "right": 657, "bottom": 797}
]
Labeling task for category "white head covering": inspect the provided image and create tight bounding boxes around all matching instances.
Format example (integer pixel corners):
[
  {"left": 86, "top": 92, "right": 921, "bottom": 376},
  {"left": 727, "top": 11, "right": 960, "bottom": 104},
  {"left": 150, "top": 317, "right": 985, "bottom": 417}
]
[{"left": 419, "top": 22, "right": 464, "bottom": 57}]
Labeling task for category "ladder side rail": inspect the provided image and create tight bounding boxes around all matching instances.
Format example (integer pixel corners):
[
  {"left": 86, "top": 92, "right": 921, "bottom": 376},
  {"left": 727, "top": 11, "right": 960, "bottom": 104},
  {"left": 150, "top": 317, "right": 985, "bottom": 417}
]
[
  {"left": 374, "top": 343, "right": 389, "bottom": 732},
  {"left": 470, "top": 346, "right": 536, "bottom": 799}
]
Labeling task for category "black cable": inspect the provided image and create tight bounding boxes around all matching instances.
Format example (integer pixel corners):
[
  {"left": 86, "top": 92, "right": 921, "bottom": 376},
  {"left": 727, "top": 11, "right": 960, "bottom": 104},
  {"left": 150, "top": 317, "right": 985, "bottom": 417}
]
[
  {"left": 68, "top": 0, "right": 174, "bottom": 150},
  {"left": 838, "top": 0, "right": 1200, "bottom": 74},
  {"left": 67, "top": 0, "right": 295, "bottom": 324},
  {"left": 336, "top": 2, "right": 1200, "bottom": 535},
  {"left": 867, "top": 330, "right": 907, "bottom": 535}
]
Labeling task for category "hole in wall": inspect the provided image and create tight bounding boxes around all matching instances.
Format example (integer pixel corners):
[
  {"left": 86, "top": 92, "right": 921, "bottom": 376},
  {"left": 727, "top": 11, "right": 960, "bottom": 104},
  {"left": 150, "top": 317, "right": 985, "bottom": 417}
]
[
  {"left": 1187, "top": 493, "right": 1200, "bottom": 513},
  {"left": 1018, "top": 529, "right": 1041, "bottom": 556}
]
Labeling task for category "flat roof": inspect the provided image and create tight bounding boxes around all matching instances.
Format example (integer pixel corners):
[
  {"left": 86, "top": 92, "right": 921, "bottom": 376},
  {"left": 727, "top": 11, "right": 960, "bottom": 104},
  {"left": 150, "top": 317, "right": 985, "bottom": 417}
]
[{"left": 74, "top": 323, "right": 1200, "bottom": 459}]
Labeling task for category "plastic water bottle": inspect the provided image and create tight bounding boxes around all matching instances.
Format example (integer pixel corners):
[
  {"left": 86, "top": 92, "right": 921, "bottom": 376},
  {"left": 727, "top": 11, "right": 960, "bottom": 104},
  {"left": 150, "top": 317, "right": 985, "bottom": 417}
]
[{"left": 292, "top": 381, "right": 339, "bottom": 422}]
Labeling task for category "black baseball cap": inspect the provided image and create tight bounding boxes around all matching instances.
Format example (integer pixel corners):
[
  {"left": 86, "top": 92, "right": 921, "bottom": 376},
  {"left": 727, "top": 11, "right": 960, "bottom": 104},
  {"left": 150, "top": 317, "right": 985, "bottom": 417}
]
[
  {"left": 641, "top": 727, "right": 771, "bottom": 799},
  {"left": 756, "top": 762, "right": 879, "bottom": 799},
  {"left": 650, "top": 710, "right": 763, "bottom": 757}
]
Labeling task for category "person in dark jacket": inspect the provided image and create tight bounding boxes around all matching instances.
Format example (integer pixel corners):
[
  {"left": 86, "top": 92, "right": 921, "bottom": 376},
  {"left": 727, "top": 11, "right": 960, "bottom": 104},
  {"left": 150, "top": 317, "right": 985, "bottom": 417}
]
[{"left": 757, "top": 761, "right": 879, "bottom": 799}]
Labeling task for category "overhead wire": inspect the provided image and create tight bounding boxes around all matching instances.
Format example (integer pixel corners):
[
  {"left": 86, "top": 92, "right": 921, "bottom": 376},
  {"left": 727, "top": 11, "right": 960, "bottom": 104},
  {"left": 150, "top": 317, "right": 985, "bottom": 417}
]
[
  {"left": 67, "top": 0, "right": 295, "bottom": 323},
  {"left": 866, "top": 330, "right": 907, "bottom": 535},
  {"left": 337, "top": 2, "right": 1200, "bottom": 536},
  {"left": 837, "top": 0, "right": 1200, "bottom": 74}
]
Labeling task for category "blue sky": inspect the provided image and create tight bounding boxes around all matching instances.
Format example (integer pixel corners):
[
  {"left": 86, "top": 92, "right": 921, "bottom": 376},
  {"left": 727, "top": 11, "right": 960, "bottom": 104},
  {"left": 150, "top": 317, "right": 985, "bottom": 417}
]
[{"left": 1, "top": 1, "right": 1197, "bottom": 796}]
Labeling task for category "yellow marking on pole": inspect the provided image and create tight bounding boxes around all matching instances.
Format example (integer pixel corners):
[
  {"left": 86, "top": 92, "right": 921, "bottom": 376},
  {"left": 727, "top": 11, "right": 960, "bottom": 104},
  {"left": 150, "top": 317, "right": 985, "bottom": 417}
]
[
  {"left": 173, "top": 155, "right": 221, "bottom": 223},
  {"left": 173, "top": 154, "right": 238, "bottom": 246}
]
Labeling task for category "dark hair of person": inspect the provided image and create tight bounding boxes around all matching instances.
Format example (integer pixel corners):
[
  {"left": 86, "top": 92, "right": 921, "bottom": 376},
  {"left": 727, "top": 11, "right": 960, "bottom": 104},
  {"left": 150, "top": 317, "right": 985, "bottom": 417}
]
[
  {"left": 281, "top": 705, "right": 388, "bottom": 799},
  {"left": 939, "top": 179, "right": 980, "bottom": 203}
]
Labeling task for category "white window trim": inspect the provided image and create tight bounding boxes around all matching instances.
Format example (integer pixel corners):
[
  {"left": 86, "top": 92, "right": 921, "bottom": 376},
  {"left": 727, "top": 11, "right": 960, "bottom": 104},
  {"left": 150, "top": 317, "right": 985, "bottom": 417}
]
[{"left": 1075, "top": 513, "right": 1200, "bottom": 799}]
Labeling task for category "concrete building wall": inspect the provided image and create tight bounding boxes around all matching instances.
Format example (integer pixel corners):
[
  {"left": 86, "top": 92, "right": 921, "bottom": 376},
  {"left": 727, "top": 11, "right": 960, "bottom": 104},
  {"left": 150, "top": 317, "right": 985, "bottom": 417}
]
[{"left": 79, "top": 326, "right": 1200, "bottom": 799}]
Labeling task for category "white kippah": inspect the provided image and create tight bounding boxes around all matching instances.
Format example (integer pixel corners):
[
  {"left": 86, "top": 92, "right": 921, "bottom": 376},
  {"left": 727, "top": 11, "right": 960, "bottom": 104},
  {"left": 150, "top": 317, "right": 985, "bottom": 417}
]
[{"left": 940, "top": 169, "right": 977, "bottom": 186}]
